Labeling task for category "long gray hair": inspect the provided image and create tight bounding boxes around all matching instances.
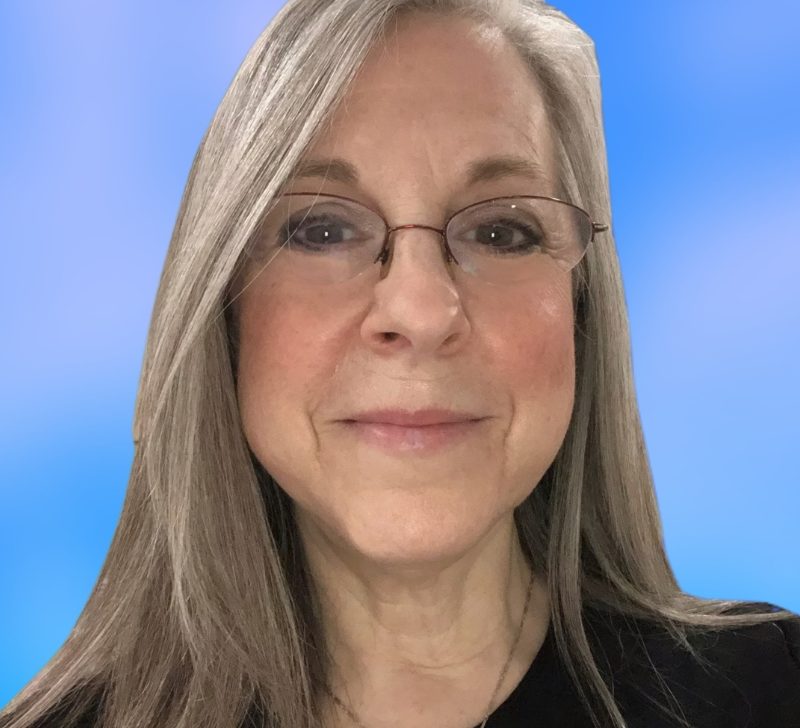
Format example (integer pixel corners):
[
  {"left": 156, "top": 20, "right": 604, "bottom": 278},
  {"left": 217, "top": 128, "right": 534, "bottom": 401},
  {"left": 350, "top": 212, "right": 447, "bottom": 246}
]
[{"left": 1, "top": 1, "right": 795, "bottom": 727}]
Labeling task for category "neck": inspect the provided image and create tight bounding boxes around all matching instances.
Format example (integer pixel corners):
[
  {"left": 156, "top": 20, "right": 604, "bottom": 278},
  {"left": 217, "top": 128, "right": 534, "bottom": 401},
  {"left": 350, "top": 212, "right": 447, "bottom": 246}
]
[{"left": 297, "top": 512, "right": 551, "bottom": 728}]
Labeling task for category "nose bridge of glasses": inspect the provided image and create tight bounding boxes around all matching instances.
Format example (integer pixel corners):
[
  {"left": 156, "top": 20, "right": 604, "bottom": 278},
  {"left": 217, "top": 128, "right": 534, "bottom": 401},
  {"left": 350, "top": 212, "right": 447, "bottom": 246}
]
[{"left": 380, "top": 222, "right": 455, "bottom": 269}]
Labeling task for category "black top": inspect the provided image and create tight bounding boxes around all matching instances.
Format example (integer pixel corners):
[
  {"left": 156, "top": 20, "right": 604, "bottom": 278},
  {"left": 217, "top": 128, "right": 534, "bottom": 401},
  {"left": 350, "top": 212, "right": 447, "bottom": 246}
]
[
  {"left": 17, "top": 602, "right": 800, "bottom": 728},
  {"left": 481, "top": 601, "right": 800, "bottom": 727}
]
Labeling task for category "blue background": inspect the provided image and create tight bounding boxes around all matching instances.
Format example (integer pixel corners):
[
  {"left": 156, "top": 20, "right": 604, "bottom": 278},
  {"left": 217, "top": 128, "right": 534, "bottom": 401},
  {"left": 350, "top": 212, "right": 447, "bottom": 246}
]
[{"left": 1, "top": 0, "right": 798, "bottom": 707}]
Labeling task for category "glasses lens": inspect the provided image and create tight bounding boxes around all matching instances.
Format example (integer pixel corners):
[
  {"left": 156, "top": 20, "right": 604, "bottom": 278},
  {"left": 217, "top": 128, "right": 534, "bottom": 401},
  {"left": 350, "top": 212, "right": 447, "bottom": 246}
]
[
  {"left": 447, "top": 197, "right": 591, "bottom": 283},
  {"left": 250, "top": 194, "right": 385, "bottom": 283}
]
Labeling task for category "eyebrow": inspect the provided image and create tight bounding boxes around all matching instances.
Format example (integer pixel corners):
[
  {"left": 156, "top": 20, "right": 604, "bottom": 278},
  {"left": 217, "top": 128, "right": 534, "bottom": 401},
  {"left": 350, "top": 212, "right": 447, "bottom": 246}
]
[{"left": 292, "top": 154, "right": 549, "bottom": 188}]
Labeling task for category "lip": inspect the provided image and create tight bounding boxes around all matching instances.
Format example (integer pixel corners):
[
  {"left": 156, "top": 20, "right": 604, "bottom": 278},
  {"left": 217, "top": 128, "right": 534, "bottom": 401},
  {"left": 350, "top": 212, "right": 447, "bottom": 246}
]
[
  {"left": 337, "top": 409, "right": 488, "bottom": 453},
  {"left": 343, "top": 408, "right": 483, "bottom": 426}
]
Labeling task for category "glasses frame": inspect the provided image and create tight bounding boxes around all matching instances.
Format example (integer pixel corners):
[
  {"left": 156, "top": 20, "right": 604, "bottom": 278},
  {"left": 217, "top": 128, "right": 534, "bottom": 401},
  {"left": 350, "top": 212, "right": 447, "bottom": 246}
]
[{"left": 274, "top": 191, "right": 609, "bottom": 279}]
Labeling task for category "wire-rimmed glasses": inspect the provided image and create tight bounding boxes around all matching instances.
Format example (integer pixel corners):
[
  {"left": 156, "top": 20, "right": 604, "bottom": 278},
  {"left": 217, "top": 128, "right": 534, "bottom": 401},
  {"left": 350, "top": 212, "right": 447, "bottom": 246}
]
[{"left": 246, "top": 192, "right": 608, "bottom": 285}]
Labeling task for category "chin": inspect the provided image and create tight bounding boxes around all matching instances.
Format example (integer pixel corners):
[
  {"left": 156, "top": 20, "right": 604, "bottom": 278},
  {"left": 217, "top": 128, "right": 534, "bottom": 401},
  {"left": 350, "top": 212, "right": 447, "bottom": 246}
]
[{"left": 318, "top": 487, "right": 508, "bottom": 570}]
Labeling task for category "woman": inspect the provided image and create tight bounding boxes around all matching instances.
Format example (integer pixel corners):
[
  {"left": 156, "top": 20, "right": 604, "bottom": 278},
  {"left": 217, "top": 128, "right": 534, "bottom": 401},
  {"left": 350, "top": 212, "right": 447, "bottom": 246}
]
[{"left": 1, "top": 0, "right": 798, "bottom": 727}]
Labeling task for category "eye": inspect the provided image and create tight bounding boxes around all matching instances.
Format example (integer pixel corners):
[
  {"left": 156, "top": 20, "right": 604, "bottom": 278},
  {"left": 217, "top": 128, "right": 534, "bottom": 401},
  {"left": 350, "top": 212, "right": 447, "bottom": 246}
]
[
  {"left": 283, "top": 213, "right": 356, "bottom": 248},
  {"left": 279, "top": 204, "right": 374, "bottom": 253},
  {"left": 457, "top": 212, "right": 547, "bottom": 256}
]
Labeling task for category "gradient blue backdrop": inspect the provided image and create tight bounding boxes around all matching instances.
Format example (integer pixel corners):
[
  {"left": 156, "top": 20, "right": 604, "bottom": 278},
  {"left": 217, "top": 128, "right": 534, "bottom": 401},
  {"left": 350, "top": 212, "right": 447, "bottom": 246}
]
[{"left": 1, "top": 0, "right": 798, "bottom": 708}]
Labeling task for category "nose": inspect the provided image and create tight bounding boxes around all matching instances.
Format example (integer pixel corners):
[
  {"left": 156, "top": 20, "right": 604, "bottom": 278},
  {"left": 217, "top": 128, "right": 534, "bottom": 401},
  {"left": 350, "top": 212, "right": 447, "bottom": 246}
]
[{"left": 360, "top": 226, "right": 472, "bottom": 358}]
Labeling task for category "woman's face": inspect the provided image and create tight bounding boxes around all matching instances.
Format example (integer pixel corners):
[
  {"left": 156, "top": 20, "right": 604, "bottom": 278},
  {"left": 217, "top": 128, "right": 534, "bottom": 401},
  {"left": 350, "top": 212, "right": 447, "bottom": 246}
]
[{"left": 235, "top": 14, "right": 576, "bottom": 566}]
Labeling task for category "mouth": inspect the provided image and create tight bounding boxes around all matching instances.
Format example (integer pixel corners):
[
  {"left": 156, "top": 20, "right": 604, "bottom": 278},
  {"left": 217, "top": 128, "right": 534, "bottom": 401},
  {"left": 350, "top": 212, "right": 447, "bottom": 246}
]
[
  {"left": 337, "top": 415, "right": 488, "bottom": 453},
  {"left": 343, "top": 408, "right": 484, "bottom": 427}
]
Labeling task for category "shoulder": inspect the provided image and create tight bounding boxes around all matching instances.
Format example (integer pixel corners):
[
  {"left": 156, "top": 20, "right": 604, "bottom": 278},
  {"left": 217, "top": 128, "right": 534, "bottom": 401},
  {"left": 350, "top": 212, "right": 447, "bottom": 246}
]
[{"left": 584, "top": 601, "right": 800, "bottom": 727}]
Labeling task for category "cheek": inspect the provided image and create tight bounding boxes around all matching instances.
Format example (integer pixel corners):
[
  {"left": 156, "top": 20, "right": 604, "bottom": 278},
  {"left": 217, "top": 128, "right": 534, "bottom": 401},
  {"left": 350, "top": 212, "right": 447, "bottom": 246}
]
[
  {"left": 486, "top": 278, "right": 575, "bottom": 395},
  {"left": 238, "top": 300, "right": 311, "bottom": 408},
  {"left": 480, "top": 276, "right": 576, "bottom": 483},
  {"left": 236, "top": 273, "right": 352, "bottom": 395},
  {"left": 235, "top": 285, "right": 334, "bottom": 469}
]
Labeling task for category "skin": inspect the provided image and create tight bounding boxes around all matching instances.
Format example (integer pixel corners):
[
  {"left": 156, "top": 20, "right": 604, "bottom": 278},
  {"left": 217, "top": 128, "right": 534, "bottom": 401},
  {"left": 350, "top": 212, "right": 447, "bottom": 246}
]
[{"left": 235, "top": 12, "right": 576, "bottom": 728}]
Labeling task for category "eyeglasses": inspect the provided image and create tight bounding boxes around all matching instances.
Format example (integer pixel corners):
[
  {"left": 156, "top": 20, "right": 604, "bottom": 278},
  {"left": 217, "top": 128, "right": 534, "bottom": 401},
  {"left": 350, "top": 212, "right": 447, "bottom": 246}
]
[{"left": 246, "top": 192, "right": 608, "bottom": 285}]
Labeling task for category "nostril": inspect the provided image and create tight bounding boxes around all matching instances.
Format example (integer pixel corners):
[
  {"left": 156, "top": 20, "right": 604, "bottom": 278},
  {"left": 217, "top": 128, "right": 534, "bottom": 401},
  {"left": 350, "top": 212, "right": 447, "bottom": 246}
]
[{"left": 382, "top": 332, "right": 400, "bottom": 342}]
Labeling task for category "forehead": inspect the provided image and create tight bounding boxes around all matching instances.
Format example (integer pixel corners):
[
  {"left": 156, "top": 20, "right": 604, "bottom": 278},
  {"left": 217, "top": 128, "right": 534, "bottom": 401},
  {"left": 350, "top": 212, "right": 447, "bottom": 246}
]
[{"left": 296, "top": 12, "right": 557, "bottom": 196}]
